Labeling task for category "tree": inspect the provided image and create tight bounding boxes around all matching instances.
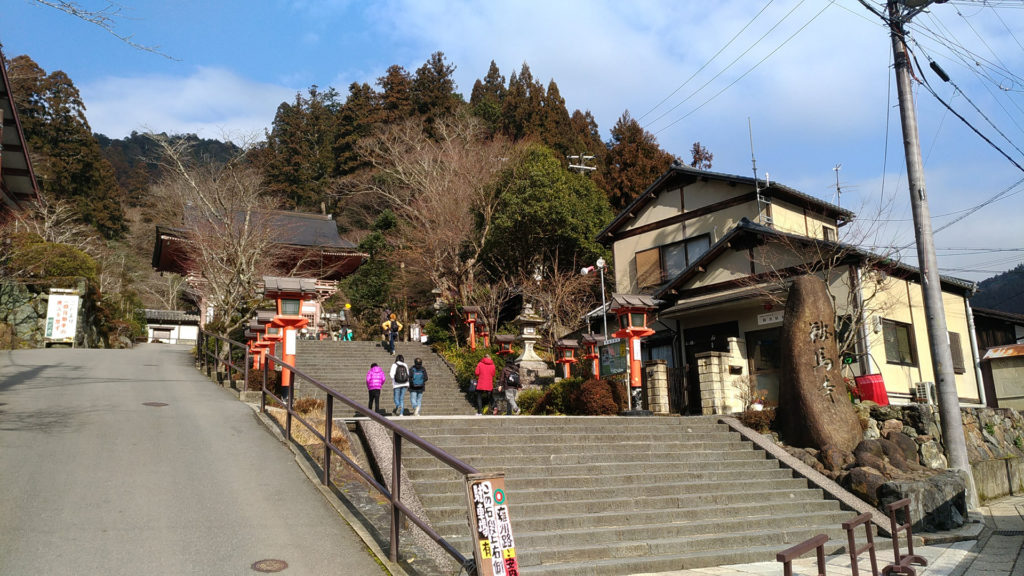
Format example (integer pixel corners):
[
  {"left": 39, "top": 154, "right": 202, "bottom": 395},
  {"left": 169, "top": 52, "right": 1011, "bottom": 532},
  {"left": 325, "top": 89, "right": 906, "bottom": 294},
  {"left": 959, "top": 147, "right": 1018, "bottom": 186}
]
[
  {"left": 376, "top": 65, "right": 415, "bottom": 123},
  {"left": 148, "top": 135, "right": 287, "bottom": 337},
  {"left": 6, "top": 54, "right": 127, "bottom": 238},
  {"left": 470, "top": 61, "right": 507, "bottom": 133},
  {"left": 258, "top": 86, "right": 342, "bottom": 210},
  {"left": 521, "top": 254, "right": 601, "bottom": 349},
  {"left": 342, "top": 115, "right": 522, "bottom": 307},
  {"left": 501, "top": 64, "right": 545, "bottom": 141},
  {"left": 412, "top": 51, "right": 460, "bottom": 120},
  {"left": 597, "top": 110, "right": 678, "bottom": 210},
  {"left": 342, "top": 211, "right": 397, "bottom": 331},
  {"left": 483, "top": 144, "right": 613, "bottom": 278},
  {"left": 690, "top": 141, "right": 713, "bottom": 170}
]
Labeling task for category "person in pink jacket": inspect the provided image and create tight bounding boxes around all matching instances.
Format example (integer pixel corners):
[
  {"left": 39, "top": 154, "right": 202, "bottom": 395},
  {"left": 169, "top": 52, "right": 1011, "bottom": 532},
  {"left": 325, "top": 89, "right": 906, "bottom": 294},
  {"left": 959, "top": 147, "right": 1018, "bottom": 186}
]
[
  {"left": 473, "top": 354, "right": 496, "bottom": 415},
  {"left": 366, "top": 362, "right": 386, "bottom": 414}
]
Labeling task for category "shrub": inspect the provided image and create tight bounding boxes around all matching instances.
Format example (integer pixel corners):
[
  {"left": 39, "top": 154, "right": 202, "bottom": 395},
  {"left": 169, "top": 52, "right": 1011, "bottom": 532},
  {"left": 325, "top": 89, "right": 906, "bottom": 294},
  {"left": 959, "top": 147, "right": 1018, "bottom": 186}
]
[
  {"left": 572, "top": 379, "right": 619, "bottom": 415},
  {"left": 739, "top": 407, "right": 776, "bottom": 434},
  {"left": 516, "top": 388, "right": 544, "bottom": 414},
  {"left": 531, "top": 377, "right": 581, "bottom": 415},
  {"left": 436, "top": 343, "right": 508, "bottom": 391},
  {"left": 293, "top": 397, "right": 325, "bottom": 414}
]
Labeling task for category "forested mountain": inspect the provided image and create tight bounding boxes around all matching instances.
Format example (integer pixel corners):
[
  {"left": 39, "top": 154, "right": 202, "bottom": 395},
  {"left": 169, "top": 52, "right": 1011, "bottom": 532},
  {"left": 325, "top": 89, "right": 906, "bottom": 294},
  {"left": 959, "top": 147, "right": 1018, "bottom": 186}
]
[
  {"left": 972, "top": 264, "right": 1024, "bottom": 314},
  {"left": 96, "top": 132, "right": 240, "bottom": 208}
]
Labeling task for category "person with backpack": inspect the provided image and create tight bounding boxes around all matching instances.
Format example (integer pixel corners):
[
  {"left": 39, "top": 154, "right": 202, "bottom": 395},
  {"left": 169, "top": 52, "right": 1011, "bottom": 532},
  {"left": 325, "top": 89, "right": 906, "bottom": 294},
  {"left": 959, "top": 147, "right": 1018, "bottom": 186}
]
[
  {"left": 366, "top": 362, "right": 385, "bottom": 414},
  {"left": 389, "top": 354, "right": 410, "bottom": 416},
  {"left": 499, "top": 360, "right": 523, "bottom": 415},
  {"left": 408, "top": 358, "right": 428, "bottom": 416},
  {"left": 381, "top": 313, "right": 403, "bottom": 355}
]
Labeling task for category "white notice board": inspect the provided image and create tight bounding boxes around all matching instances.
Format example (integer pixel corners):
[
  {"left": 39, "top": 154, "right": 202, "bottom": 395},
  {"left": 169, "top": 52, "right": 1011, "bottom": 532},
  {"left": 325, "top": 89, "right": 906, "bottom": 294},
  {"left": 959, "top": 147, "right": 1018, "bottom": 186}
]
[{"left": 45, "top": 292, "right": 80, "bottom": 343}]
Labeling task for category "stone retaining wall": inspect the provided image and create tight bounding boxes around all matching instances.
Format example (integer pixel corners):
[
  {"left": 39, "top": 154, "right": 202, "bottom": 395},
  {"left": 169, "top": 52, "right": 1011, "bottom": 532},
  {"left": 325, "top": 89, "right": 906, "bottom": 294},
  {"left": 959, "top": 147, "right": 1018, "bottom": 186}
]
[{"left": 0, "top": 279, "right": 97, "bottom": 348}]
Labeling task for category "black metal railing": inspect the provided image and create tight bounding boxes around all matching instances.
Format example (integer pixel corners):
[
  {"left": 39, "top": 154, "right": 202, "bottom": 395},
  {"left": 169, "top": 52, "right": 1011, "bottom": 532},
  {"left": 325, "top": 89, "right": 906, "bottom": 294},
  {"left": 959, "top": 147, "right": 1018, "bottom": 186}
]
[{"left": 196, "top": 330, "right": 479, "bottom": 572}]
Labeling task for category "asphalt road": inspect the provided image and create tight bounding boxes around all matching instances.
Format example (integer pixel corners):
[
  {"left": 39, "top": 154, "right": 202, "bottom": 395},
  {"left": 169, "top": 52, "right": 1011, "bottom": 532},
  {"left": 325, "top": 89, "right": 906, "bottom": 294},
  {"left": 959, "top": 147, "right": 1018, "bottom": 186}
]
[{"left": 0, "top": 344, "right": 385, "bottom": 576}]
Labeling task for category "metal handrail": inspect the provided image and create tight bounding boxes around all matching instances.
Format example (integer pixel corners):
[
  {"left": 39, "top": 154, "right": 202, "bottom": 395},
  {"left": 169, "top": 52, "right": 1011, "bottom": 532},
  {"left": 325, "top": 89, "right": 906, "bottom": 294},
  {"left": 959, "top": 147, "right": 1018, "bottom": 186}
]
[{"left": 196, "top": 330, "right": 479, "bottom": 571}]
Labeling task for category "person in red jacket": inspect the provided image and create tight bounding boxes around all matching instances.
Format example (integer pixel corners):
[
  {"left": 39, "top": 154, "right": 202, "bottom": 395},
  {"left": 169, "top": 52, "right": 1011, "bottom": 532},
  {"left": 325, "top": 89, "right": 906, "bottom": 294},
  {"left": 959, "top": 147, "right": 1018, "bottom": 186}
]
[{"left": 473, "top": 354, "right": 496, "bottom": 415}]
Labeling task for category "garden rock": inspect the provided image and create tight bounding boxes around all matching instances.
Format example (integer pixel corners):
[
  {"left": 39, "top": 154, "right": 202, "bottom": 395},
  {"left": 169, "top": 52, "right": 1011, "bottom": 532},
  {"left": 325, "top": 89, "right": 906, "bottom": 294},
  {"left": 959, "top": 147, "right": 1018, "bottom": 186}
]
[
  {"left": 885, "top": 431, "right": 922, "bottom": 467},
  {"left": 778, "top": 275, "right": 862, "bottom": 453},
  {"left": 864, "top": 419, "right": 880, "bottom": 440},
  {"left": 881, "top": 419, "right": 904, "bottom": 438},
  {"left": 919, "top": 440, "right": 947, "bottom": 469},
  {"left": 845, "top": 466, "right": 888, "bottom": 506},
  {"left": 877, "top": 470, "right": 968, "bottom": 532}
]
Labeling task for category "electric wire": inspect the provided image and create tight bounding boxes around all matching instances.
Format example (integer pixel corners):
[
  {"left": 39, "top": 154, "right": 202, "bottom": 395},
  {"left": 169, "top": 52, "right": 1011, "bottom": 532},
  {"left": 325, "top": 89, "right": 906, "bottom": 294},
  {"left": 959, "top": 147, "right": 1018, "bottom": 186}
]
[
  {"left": 643, "top": 0, "right": 809, "bottom": 131},
  {"left": 637, "top": 0, "right": 776, "bottom": 123},
  {"left": 652, "top": 1, "right": 835, "bottom": 136}
]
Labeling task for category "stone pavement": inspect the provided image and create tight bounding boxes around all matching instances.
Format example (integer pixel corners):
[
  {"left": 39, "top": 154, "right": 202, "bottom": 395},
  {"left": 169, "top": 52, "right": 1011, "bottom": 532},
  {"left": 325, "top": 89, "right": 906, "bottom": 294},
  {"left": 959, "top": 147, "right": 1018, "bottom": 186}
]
[{"left": 631, "top": 494, "right": 1024, "bottom": 576}]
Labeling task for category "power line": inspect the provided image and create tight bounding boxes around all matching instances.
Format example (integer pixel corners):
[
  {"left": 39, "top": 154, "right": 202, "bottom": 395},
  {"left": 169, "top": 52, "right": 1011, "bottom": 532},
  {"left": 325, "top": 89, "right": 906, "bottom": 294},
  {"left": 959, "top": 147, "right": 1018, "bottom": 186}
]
[
  {"left": 637, "top": 0, "right": 776, "bottom": 123},
  {"left": 653, "top": 1, "right": 835, "bottom": 137}
]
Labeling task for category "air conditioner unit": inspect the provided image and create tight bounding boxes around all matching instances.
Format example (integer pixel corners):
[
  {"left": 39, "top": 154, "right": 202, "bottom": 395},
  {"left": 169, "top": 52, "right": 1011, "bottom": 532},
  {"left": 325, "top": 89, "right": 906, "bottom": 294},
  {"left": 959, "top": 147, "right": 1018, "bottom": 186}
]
[{"left": 915, "top": 382, "right": 936, "bottom": 405}]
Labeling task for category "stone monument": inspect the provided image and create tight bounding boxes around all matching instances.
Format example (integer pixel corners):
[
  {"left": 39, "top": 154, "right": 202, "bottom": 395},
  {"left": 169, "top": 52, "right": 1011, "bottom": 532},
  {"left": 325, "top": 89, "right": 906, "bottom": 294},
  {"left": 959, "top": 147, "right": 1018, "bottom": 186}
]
[{"left": 778, "top": 275, "right": 863, "bottom": 453}]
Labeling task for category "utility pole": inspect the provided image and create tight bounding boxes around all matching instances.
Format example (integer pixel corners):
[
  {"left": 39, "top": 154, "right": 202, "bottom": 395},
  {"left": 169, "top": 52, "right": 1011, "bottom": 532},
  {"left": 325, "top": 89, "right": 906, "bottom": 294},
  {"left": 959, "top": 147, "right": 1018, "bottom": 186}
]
[
  {"left": 567, "top": 153, "right": 596, "bottom": 174},
  {"left": 886, "top": 0, "right": 975, "bottom": 505}
]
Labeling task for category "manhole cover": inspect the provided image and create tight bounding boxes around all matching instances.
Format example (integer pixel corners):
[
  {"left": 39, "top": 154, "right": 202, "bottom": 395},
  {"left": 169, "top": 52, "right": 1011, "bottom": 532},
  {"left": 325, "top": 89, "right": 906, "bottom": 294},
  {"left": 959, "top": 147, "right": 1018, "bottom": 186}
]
[
  {"left": 251, "top": 559, "right": 288, "bottom": 573},
  {"left": 142, "top": 402, "right": 168, "bottom": 407},
  {"left": 993, "top": 530, "right": 1024, "bottom": 536}
]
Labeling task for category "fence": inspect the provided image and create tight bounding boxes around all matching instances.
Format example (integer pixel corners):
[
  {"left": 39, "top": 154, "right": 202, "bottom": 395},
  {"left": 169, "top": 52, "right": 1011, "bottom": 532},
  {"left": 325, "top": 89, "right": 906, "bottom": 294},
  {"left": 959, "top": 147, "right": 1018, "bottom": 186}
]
[{"left": 196, "top": 329, "right": 481, "bottom": 572}]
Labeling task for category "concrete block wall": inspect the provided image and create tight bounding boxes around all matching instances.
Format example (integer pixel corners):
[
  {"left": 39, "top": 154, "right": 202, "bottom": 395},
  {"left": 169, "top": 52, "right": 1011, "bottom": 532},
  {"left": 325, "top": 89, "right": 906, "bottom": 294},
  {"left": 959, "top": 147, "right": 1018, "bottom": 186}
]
[
  {"left": 644, "top": 360, "right": 670, "bottom": 415},
  {"left": 696, "top": 337, "right": 749, "bottom": 415}
]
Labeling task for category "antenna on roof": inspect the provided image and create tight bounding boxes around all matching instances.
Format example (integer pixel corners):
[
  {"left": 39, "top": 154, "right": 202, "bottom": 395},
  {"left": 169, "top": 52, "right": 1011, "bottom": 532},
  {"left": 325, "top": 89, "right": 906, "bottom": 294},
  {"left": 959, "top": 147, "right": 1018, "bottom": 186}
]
[
  {"left": 833, "top": 163, "right": 843, "bottom": 208},
  {"left": 749, "top": 118, "right": 772, "bottom": 228}
]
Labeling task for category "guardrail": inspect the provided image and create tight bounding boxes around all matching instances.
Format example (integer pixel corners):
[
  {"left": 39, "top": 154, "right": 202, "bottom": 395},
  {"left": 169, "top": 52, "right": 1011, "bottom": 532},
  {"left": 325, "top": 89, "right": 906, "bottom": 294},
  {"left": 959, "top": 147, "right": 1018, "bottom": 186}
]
[{"left": 196, "top": 330, "right": 479, "bottom": 572}]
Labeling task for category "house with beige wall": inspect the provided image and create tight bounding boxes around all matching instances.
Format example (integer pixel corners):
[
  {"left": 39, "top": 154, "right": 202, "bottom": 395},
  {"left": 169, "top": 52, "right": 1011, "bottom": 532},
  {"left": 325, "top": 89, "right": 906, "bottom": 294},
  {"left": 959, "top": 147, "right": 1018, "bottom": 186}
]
[{"left": 597, "top": 164, "right": 983, "bottom": 415}]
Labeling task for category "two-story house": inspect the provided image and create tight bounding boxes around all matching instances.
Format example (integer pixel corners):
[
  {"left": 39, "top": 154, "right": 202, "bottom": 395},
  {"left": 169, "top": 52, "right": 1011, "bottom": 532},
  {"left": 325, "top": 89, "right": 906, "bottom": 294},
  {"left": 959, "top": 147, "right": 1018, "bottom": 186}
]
[{"left": 597, "top": 164, "right": 984, "bottom": 415}]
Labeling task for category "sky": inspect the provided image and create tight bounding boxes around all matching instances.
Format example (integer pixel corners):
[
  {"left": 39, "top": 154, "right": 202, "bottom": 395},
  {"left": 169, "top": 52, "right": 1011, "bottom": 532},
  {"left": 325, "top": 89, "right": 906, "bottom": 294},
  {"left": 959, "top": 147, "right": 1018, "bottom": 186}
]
[{"left": 3, "top": 0, "right": 1024, "bottom": 287}]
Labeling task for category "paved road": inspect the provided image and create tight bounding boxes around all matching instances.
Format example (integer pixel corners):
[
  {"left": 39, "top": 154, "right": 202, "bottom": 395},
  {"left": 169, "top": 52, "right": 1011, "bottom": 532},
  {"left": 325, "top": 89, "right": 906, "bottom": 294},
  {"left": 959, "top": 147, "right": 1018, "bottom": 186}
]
[{"left": 0, "top": 345, "right": 385, "bottom": 576}]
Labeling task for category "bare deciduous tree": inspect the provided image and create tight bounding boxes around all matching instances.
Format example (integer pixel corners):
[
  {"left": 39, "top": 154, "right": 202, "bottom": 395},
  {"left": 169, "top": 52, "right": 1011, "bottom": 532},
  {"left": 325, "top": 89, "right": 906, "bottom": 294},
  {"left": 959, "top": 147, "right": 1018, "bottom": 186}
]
[
  {"left": 521, "top": 253, "right": 600, "bottom": 351},
  {"left": 342, "top": 114, "right": 523, "bottom": 307},
  {"left": 149, "top": 134, "right": 286, "bottom": 336}
]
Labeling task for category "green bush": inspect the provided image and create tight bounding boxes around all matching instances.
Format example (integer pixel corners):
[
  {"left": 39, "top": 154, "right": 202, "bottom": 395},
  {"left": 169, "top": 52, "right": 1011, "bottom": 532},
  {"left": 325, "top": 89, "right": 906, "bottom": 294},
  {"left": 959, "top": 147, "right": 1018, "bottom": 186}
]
[
  {"left": 436, "top": 343, "right": 509, "bottom": 390},
  {"left": 9, "top": 238, "right": 98, "bottom": 283},
  {"left": 516, "top": 387, "right": 544, "bottom": 414}
]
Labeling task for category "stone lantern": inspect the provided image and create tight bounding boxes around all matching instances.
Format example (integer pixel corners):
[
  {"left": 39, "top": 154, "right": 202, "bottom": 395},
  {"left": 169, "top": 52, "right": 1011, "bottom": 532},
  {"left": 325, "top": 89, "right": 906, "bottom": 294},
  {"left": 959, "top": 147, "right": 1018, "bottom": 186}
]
[
  {"left": 555, "top": 338, "right": 579, "bottom": 379},
  {"left": 581, "top": 333, "right": 601, "bottom": 378},
  {"left": 463, "top": 306, "right": 482, "bottom": 351},
  {"left": 515, "top": 302, "right": 553, "bottom": 385},
  {"left": 609, "top": 293, "right": 661, "bottom": 411}
]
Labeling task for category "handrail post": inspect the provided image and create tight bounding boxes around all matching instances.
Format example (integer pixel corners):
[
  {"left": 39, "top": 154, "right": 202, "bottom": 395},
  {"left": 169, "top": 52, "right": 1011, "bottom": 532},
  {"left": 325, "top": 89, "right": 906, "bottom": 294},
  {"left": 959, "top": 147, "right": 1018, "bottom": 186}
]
[
  {"left": 777, "top": 534, "right": 829, "bottom": 576},
  {"left": 843, "top": 512, "right": 878, "bottom": 576},
  {"left": 260, "top": 361, "right": 267, "bottom": 413},
  {"left": 323, "top": 395, "right": 333, "bottom": 486},
  {"left": 390, "top": 432, "right": 402, "bottom": 562},
  {"left": 243, "top": 348, "right": 249, "bottom": 391},
  {"left": 285, "top": 383, "right": 293, "bottom": 441},
  {"left": 883, "top": 498, "right": 926, "bottom": 575}
]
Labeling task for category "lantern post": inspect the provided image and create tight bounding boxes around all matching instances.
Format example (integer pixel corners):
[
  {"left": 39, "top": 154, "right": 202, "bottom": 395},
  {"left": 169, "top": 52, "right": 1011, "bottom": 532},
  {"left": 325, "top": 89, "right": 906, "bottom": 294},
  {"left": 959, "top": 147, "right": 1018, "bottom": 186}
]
[
  {"left": 463, "top": 306, "right": 481, "bottom": 351},
  {"left": 609, "top": 293, "right": 660, "bottom": 413},
  {"left": 555, "top": 339, "right": 579, "bottom": 380}
]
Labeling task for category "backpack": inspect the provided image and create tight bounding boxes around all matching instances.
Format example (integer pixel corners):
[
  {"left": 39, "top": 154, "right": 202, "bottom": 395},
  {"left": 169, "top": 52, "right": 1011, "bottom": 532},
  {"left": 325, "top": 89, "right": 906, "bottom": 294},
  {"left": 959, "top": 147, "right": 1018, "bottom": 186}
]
[
  {"left": 389, "top": 320, "right": 399, "bottom": 334},
  {"left": 394, "top": 363, "right": 409, "bottom": 383},
  {"left": 507, "top": 370, "right": 521, "bottom": 388},
  {"left": 410, "top": 367, "right": 426, "bottom": 389}
]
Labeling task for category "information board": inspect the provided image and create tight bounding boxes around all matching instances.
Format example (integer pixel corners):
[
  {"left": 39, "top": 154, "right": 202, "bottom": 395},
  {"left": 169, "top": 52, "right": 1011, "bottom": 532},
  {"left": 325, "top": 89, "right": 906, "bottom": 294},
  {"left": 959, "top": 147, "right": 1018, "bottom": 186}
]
[
  {"left": 465, "top": 473, "right": 518, "bottom": 576},
  {"left": 44, "top": 290, "right": 80, "bottom": 343},
  {"left": 598, "top": 338, "right": 627, "bottom": 378}
]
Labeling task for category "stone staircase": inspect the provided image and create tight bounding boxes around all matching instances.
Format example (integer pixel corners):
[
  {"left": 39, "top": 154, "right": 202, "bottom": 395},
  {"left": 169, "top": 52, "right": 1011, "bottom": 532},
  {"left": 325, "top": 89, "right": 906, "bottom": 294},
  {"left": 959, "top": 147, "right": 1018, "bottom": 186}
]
[
  {"left": 397, "top": 416, "right": 859, "bottom": 576},
  {"left": 294, "top": 340, "right": 476, "bottom": 416}
]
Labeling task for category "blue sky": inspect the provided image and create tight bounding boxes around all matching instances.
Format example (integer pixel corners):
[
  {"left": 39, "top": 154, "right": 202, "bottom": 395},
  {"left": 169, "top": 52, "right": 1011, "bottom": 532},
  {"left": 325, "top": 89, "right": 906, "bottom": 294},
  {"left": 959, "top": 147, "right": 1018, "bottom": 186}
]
[{"left": 4, "top": 0, "right": 1024, "bottom": 286}]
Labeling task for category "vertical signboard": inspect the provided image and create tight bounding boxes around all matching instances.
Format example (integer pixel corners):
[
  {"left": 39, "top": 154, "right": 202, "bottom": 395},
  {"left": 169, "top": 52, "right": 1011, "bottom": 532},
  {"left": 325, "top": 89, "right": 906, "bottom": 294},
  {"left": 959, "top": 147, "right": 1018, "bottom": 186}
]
[
  {"left": 465, "top": 473, "right": 518, "bottom": 576},
  {"left": 44, "top": 289, "right": 80, "bottom": 344}
]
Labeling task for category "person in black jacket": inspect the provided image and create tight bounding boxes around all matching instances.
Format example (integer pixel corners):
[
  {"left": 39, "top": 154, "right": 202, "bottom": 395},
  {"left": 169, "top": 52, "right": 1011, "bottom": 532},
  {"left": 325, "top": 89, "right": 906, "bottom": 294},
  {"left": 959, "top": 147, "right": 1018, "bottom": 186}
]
[
  {"left": 498, "top": 360, "right": 522, "bottom": 415},
  {"left": 409, "top": 358, "right": 428, "bottom": 416}
]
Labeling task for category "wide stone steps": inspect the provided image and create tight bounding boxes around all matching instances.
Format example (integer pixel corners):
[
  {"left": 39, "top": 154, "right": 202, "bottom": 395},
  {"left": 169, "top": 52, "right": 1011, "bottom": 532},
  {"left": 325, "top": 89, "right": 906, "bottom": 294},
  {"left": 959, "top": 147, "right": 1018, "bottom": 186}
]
[
  {"left": 295, "top": 340, "right": 476, "bottom": 415},
  {"left": 390, "top": 416, "right": 855, "bottom": 575}
]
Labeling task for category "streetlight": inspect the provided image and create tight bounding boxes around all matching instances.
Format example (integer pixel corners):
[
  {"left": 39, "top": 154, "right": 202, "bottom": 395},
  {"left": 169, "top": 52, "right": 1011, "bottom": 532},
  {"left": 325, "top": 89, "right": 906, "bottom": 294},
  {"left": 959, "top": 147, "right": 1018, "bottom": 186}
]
[{"left": 581, "top": 257, "right": 608, "bottom": 337}]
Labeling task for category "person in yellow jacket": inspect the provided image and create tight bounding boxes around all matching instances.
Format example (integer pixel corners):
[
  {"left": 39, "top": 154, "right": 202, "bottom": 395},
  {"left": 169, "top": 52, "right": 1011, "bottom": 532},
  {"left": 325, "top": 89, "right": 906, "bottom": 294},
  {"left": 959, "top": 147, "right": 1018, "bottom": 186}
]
[{"left": 382, "top": 313, "right": 403, "bottom": 355}]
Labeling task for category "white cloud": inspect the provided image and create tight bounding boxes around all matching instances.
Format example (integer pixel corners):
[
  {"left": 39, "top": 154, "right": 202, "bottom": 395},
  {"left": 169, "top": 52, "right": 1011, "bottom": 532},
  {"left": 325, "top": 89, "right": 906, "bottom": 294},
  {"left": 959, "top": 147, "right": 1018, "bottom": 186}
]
[{"left": 80, "top": 67, "right": 296, "bottom": 144}]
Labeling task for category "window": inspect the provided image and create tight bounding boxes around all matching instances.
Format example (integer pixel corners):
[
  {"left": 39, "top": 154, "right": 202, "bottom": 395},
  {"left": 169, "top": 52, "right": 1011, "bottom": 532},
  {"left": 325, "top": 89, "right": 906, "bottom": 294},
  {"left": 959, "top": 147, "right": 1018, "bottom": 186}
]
[
  {"left": 635, "top": 234, "right": 711, "bottom": 289},
  {"left": 949, "top": 331, "right": 966, "bottom": 374},
  {"left": 882, "top": 319, "right": 916, "bottom": 366},
  {"left": 823, "top": 226, "right": 836, "bottom": 242}
]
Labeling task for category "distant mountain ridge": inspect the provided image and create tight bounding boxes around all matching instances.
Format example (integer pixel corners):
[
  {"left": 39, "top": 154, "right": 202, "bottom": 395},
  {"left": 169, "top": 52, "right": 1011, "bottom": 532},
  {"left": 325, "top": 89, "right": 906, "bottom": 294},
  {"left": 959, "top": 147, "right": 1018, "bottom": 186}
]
[{"left": 971, "top": 263, "right": 1024, "bottom": 314}]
